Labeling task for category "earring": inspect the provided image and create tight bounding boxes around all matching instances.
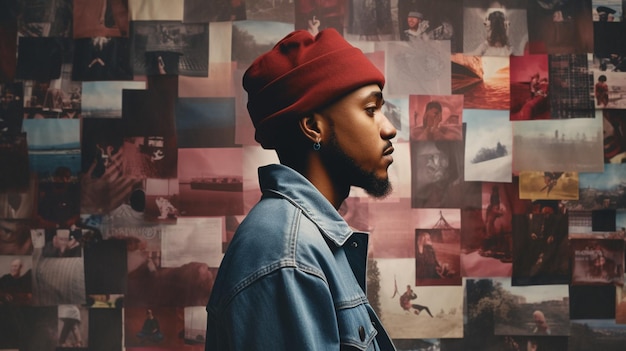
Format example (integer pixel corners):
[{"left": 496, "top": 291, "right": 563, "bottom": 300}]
[{"left": 313, "top": 141, "right": 321, "bottom": 151}]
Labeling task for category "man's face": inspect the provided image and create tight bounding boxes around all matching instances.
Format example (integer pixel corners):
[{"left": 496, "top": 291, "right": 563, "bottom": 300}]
[
  {"left": 407, "top": 16, "right": 420, "bottom": 29},
  {"left": 416, "top": 142, "right": 449, "bottom": 183},
  {"left": 318, "top": 84, "right": 397, "bottom": 198},
  {"left": 10, "top": 259, "right": 21, "bottom": 277}
]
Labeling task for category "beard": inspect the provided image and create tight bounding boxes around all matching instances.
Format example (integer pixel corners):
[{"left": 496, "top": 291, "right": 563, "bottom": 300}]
[{"left": 321, "top": 131, "right": 392, "bottom": 198}]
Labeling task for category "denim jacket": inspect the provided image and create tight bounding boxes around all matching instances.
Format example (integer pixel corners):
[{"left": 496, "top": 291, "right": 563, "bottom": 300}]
[{"left": 206, "top": 164, "right": 396, "bottom": 351}]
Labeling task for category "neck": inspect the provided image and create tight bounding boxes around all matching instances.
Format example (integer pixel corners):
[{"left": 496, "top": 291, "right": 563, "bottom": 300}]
[{"left": 293, "top": 152, "right": 349, "bottom": 210}]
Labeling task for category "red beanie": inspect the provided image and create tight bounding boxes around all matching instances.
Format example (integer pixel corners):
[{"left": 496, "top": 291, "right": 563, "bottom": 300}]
[{"left": 243, "top": 28, "right": 385, "bottom": 149}]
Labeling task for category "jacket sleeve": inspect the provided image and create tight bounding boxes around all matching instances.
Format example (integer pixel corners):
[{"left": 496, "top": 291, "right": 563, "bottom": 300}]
[{"left": 208, "top": 266, "right": 341, "bottom": 351}]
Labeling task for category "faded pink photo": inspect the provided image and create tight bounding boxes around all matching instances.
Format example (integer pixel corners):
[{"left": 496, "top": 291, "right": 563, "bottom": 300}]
[{"left": 409, "top": 94, "right": 464, "bottom": 141}]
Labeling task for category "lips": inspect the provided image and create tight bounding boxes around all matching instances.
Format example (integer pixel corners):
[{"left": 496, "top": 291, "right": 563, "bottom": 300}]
[{"left": 383, "top": 142, "right": 395, "bottom": 156}]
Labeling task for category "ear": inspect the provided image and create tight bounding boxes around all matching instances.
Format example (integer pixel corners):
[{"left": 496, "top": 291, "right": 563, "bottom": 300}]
[{"left": 298, "top": 113, "right": 325, "bottom": 143}]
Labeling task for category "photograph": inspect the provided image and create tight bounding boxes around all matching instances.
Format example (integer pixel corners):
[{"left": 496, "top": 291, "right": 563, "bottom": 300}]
[
  {"left": 593, "top": 12, "right": 626, "bottom": 56},
  {"left": 41, "top": 228, "right": 82, "bottom": 258},
  {"left": 397, "top": 0, "right": 463, "bottom": 52},
  {"left": 384, "top": 40, "right": 452, "bottom": 96},
  {"left": 375, "top": 258, "right": 464, "bottom": 339},
  {"left": 592, "top": 71, "right": 626, "bottom": 109},
  {"left": 409, "top": 94, "right": 463, "bottom": 142},
  {"left": 509, "top": 54, "right": 551, "bottom": 120},
  {"left": 491, "top": 278, "right": 570, "bottom": 336},
  {"left": 410, "top": 140, "right": 470, "bottom": 209},
  {"left": 177, "top": 148, "right": 244, "bottom": 217},
  {"left": 548, "top": 53, "right": 595, "bottom": 118},
  {"left": 57, "top": 304, "right": 89, "bottom": 348},
  {"left": 124, "top": 307, "right": 184, "bottom": 348},
  {"left": 0, "top": 255, "right": 32, "bottom": 305},
  {"left": 31, "top": 236, "right": 86, "bottom": 305},
  {"left": 461, "top": 182, "right": 519, "bottom": 277},
  {"left": 511, "top": 202, "right": 570, "bottom": 286},
  {"left": 184, "top": 305, "right": 208, "bottom": 345},
  {"left": 0, "top": 220, "right": 33, "bottom": 255},
  {"left": 22, "top": 71, "right": 82, "bottom": 120},
  {"left": 526, "top": 0, "right": 594, "bottom": 54},
  {"left": 518, "top": 171, "right": 579, "bottom": 200},
  {"left": 592, "top": 1, "right": 623, "bottom": 22},
  {"left": 452, "top": 55, "right": 510, "bottom": 110},
  {"left": 570, "top": 238, "right": 624, "bottom": 285},
  {"left": 144, "top": 178, "right": 180, "bottom": 223},
  {"left": 463, "top": 0, "right": 529, "bottom": 56},
  {"left": 512, "top": 118, "right": 604, "bottom": 173},
  {"left": 464, "top": 109, "right": 512, "bottom": 182},
  {"left": 413, "top": 209, "right": 462, "bottom": 286},
  {"left": 569, "top": 163, "right": 626, "bottom": 210},
  {"left": 161, "top": 217, "right": 224, "bottom": 268},
  {"left": 72, "top": 37, "right": 133, "bottom": 81},
  {"left": 131, "top": 20, "right": 209, "bottom": 77},
  {"left": 81, "top": 81, "right": 146, "bottom": 118}
]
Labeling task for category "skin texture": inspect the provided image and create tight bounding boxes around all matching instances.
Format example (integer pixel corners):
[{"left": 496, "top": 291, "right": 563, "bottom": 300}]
[{"left": 299, "top": 84, "right": 397, "bottom": 208}]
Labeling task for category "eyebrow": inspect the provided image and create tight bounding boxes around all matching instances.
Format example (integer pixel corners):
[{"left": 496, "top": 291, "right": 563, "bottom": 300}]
[{"left": 367, "top": 91, "right": 383, "bottom": 100}]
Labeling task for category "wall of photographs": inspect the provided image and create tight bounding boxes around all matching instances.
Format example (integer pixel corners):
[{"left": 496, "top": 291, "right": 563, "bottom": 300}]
[{"left": 1, "top": 0, "right": 626, "bottom": 350}]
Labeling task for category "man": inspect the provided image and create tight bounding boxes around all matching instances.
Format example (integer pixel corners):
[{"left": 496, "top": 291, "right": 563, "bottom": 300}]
[
  {"left": 136, "top": 309, "right": 164, "bottom": 343},
  {"left": 0, "top": 258, "right": 32, "bottom": 304},
  {"left": 403, "top": 11, "right": 430, "bottom": 41},
  {"left": 206, "top": 29, "right": 397, "bottom": 350},
  {"left": 532, "top": 310, "right": 551, "bottom": 335},
  {"left": 399, "top": 285, "right": 434, "bottom": 317}
]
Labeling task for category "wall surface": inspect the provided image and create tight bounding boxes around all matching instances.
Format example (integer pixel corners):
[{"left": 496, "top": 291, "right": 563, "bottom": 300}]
[{"left": 1, "top": 0, "right": 626, "bottom": 350}]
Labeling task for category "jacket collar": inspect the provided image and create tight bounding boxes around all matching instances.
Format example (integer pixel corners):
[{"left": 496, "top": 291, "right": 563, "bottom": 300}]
[{"left": 258, "top": 164, "right": 354, "bottom": 247}]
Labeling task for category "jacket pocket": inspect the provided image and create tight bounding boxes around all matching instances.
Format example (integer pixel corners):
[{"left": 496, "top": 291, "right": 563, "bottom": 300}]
[{"left": 337, "top": 303, "right": 378, "bottom": 351}]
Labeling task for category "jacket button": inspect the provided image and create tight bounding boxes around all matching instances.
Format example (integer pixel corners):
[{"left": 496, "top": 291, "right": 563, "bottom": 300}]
[
  {"left": 358, "top": 325, "right": 365, "bottom": 341},
  {"left": 351, "top": 241, "right": 358, "bottom": 248}
]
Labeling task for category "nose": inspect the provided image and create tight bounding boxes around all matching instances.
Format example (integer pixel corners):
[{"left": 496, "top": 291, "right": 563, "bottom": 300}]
[{"left": 379, "top": 113, "right": 397, "bottom": 140}]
